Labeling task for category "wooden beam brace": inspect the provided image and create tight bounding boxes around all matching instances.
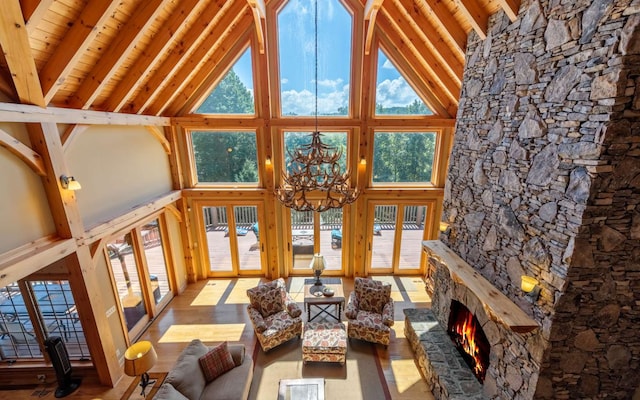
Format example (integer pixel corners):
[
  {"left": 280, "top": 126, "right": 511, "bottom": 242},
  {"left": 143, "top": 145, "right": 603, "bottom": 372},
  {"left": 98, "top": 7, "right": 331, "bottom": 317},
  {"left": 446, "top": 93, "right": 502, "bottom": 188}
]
[
  {"left": 497, "top": 0, "right": 520, "bottom": 22},
  {"left": 0, "top": 128, "right": 46, "bottom": 175},
  {"left": 456, "top": 0, "right": 489, "bottom": 40},
  {"left": 61, "top": 124, "right": 89, "bottom": 152},
  {"left": 145, "top": 125, "right": 172, "bottom": 154},
  {"left": 81, "top": 190, "right": 182, "bottom": 245},
  {"left": 0, "top": 102, "right": 170, "bottom": 125},
  {"left": 247, "top": 0, "right": 266, "bottom": 54},
  {"left": 69, "top": 0, "right": 171, "bottom": 109},
  {"left": 164, "top": 204, "right": 183, "bottom": 223},
  {"left": 90, "top": 238, "right": 105, "bottom": 262},
  {"left": 40, "top": 0, "right": 120, "bottom": 103},
  {"left": 0, "top": 0, "right": 46, "bottom": 107},
  {"left": 364, "top": 0, "right": 384, "bottom": 55},
  {"left": 0, "top": 237, "right": 77, "bottom": 287},
  {"left": 424, "top": 0, "right": 467, "bottom": 53}
]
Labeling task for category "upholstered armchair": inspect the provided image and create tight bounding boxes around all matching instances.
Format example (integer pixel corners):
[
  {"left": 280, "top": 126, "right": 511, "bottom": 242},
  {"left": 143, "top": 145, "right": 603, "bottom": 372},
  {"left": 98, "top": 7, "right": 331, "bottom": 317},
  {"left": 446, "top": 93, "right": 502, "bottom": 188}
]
[
  {"left": 246, "top": 278, "right": 303, "bottom": 352},
  {"left": 345, "top": 277, "right": 394, "bottom": 347}
]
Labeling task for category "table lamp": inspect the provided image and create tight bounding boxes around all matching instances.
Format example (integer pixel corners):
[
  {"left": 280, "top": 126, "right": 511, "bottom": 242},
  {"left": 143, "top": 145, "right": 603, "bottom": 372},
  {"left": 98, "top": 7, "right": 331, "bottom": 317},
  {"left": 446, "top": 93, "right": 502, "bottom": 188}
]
[
  {"left": 124, "top": 341, "right": 157, "bottom": 397},
  {"left": 310, "top": 253, "right": 325, "bottom": 286}
]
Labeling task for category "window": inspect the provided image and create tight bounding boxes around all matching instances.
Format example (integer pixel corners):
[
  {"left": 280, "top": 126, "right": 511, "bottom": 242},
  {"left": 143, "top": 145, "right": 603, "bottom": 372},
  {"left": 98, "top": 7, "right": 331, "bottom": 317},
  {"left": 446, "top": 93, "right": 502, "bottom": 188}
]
[
  {"left": 191, "top": 131, "right": 258, "bottom": 184},
  {"left": 278, "top": 0, "right": 352, "bottom": 116},
  {"left": 373, "top": 132, "right": 437, "bottom": 184},
  {"left": 375, "top": 49, "right": 431, "bottom": 116},
  {"left": 283, "top": 131, "right": 347, "bottom": 175}
]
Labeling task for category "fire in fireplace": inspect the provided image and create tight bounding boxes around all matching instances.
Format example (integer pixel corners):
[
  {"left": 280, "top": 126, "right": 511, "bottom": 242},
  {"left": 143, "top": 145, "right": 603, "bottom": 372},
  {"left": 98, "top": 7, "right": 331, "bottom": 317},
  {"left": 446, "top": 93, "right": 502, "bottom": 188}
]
[{"left": 447, "top": 300, "right": 491, "bottom": 383}]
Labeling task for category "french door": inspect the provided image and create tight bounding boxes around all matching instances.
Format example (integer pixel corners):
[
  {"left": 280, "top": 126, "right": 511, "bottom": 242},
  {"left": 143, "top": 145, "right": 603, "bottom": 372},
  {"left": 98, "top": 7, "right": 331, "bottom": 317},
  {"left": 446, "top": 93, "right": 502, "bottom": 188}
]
[
  {"left": 199, "top": 202, "right": 266, "bottom": 277},
  {"left": 366, "top": 201, "right": 435, "bottom": 275}
]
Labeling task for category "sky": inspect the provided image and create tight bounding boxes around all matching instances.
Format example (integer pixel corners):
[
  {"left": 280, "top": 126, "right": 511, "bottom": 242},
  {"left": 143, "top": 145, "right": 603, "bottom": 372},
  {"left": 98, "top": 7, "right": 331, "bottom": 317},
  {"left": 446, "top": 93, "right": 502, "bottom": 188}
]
[{"left": 230, "top": 0, "right": 426, "bottom": 116}]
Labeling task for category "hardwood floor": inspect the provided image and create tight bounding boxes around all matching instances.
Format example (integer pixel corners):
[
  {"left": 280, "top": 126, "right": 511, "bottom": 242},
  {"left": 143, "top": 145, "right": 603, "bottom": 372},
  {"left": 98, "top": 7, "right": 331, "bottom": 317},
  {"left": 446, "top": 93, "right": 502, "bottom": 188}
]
[{"left": 0, "top": 276, "right": 434, "bottom": 399}]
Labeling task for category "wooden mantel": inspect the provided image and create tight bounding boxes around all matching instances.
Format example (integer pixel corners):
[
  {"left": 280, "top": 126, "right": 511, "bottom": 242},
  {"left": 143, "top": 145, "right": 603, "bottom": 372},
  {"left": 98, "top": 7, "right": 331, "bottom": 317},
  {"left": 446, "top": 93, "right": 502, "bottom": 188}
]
[{"left": 423, "top": 240, "right": 539, "bottom": 333}]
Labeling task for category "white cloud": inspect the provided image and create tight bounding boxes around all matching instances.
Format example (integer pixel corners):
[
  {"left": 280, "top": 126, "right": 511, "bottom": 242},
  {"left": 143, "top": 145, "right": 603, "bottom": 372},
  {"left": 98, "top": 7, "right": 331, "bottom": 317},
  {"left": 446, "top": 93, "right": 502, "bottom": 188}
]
[
  {"left": 281, "top": 78, "right": 289, "bottom": 85},
  {"left": 382, "top": 59, "right": 395, "bottom": 69},
  {"left": 376, "top": 77, "right": 419, "bottom": 108},
  {"left": 317, "top": 78, "right": 343, "bottom": 90},
  {"left": 281, "top": 83, "right": 349, "bottom": 115}
]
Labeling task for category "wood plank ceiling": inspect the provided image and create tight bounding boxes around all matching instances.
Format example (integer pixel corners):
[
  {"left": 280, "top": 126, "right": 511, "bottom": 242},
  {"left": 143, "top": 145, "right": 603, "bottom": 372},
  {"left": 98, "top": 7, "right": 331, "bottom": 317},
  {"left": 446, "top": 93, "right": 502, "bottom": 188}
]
[{"left": 0, "top": 0, "right": 520, "bottom": 118}]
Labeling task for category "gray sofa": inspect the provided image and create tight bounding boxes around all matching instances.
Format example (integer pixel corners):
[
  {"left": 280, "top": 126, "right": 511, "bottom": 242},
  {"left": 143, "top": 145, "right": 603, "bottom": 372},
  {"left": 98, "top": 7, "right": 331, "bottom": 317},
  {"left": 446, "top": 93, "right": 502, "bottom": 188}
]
[{"left": 153, "top": 339, "right": 253, "bottom": 400}]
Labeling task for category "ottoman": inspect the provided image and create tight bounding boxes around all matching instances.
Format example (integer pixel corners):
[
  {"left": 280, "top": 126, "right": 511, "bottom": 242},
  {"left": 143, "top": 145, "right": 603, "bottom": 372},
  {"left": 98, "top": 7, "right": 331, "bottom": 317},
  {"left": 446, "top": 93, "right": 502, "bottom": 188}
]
[{"left": 302, "top": 321, "right": 347, "bottom": 365}]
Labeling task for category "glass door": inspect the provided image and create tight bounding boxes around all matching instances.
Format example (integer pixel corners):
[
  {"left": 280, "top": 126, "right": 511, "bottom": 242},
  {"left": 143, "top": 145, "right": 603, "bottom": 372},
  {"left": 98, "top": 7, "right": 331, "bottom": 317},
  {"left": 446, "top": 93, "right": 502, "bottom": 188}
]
[
  {"left": 138, "top": 219, "right": 173, "bottom": 308},
  {"left": 366, "top": 202, "right": 433, "bottom": 275},
  {"left": 200, "top": 202, "right": 265, "bottom": 277},
  {"left": 288, "top": 209, "right": 344, "bottom": 275}
]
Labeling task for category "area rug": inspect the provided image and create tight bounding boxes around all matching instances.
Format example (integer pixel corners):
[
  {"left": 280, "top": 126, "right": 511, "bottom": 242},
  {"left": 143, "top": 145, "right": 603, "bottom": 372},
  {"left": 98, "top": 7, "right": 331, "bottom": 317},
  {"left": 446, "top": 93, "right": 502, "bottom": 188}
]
[{"left": 249, "top": 338, "right": 391, "bottom": 400}]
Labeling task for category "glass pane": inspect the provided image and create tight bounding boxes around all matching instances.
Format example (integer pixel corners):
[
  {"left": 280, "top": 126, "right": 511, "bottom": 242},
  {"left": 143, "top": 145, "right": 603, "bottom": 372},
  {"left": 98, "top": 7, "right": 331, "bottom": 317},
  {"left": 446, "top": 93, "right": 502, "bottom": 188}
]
[
  {"left": 291, "top": 210, "right": 315, "bottom": 269},
  {"left": 202, "top": 206, "right": 233, "bottom": 272},
  {"left": 141, "top": 220, "right": 171, "bottom": 305},
  {"left": 398, "top": 206, "right": 427, "bottom": 270},
  {"left": 373, "top": 132, "right": 436, "bottom": 183},
  {"left": 195, "top": 48, "right": 254, "bottom": 114},
  {"left": 29, "top": 281, "right": 90, "bottom": 360},
  {"left": 0, "top": 283, "right": 42, "bottom": 359},
  {"left": 320, "top": 209, "right": 343, "bottom": 271},
  {"left": 278, "top": 0, "right": 352, "bottom": 116},
  {"left": 371, "top": 205, "right": 396, "bottom": 270},
  {"left": 107, "top": 233, "right": 148, "bottom": 331},
  {"left": 191, "top": 131, "right": 258, "bottom": 184},
  {"left": 375, "top": 50, "right": 432, "bottom": 115},
  {"left": 234, "top": 206, "right": 262, "bottom": 271},
  {"left": 283, "top": 131, "right": 347, "bottom": 175}
]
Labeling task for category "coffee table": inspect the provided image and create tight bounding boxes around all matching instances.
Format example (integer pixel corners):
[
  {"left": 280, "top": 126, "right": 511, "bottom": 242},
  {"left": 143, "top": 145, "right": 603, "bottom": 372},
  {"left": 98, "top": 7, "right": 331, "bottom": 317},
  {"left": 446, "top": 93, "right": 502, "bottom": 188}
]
[
  {"left": 278, "top": 378, "right": 325, "bottom": 400},
  {"left": 304, "top": 278, "right": 344, "bottom": 322}
]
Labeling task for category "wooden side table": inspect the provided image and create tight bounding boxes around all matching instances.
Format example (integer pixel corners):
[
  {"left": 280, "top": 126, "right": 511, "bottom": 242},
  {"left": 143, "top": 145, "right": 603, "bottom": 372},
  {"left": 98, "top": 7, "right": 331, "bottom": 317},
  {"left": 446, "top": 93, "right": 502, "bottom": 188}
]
[{"left": 303, "top": 278, "right": 345, "bottom": 322}]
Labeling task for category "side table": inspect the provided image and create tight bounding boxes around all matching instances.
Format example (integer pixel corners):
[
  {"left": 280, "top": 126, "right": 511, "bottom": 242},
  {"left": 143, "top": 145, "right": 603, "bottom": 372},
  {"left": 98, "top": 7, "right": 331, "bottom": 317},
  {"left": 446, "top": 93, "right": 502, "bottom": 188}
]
[{"left": 303, "top": 278, "right": 345, "bottom": 322}]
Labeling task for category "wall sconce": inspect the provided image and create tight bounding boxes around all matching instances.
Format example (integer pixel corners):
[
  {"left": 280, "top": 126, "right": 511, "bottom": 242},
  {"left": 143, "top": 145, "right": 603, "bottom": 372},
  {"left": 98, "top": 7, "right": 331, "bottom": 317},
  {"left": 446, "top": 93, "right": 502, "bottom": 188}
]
[
  {"left": 359, "top": 156, "right": 366, "bottom": 166},
  {"left": 439, "top": 221, "right": 450, "bottom": 234},
  {"left": 265, "top": 156, "right": 272, "bottom": 166},
  {"left": 521, "top": 275, "right": 541, "bottom": 300},
  {"left": 60, "top": 175, "right": 81, "bottom": 191}
]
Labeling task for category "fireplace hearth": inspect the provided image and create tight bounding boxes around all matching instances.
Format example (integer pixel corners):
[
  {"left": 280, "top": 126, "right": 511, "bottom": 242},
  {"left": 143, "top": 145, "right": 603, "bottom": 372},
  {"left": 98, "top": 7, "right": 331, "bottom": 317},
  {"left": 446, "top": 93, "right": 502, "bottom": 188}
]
[{"left": 447, "top": 301, "right": 490, "bottom": 383}]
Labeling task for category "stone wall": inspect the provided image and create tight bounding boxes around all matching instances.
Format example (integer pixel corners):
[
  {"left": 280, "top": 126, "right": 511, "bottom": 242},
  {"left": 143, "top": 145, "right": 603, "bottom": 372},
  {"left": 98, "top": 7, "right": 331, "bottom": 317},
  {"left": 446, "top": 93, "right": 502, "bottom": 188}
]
[{"left": 439, "top": 0, "right": 640, "bottom": 398}]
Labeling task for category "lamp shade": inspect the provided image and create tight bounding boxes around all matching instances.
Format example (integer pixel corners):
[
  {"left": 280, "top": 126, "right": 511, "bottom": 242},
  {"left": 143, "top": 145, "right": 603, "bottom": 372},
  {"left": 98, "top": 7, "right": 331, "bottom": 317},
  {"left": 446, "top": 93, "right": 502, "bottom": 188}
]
[
  {"left": 439, "top": 222, "right": 450, "bottom": 232},
  {"left": 521, "top": 276, "right": 538, "bottom": 293},
  {"left": 309, "top": 253, "right": 325, "bottom": 272},
  {"left": 124, "top": 341, "right": 157, "bottom": 377}
]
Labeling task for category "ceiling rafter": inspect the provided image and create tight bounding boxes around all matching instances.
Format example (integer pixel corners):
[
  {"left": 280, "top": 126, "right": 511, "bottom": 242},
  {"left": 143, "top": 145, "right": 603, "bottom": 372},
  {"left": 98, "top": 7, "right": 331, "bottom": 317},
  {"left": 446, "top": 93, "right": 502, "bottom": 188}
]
[
  {"left": 497, "top": 0, "right": 521, "bottom": 22},
  {"left": 364, "top": 0, "right": 384, "bottom": 55},
  {"left": 389, "top": 0, "right": 463, "bottom": 81},
  {"left": 39, "top": 0, "right": 120, "bottom": 104},
  {"left": 68, "top": 0, "right": 172, "bottom": 110},
  {"left": 247, "top": 0, "right": 266, "bottom": 54},
  {"left": 22, "top": 0, "right": 54, "bottom": 34},
  {"left": 456, "top": 0, "right": 489, "bottom": 40},
  {"left": 149, "top": 8, "right": 253, "bottom": 116},
  {"left": 422, "top": 0, "right": 467, "bottom": 52},
  {"left": 125, "top": 0, "right": 242, "bottom": 114},
  {"left": 377, "top": 11, "right": 460, "bottom": 107},
  {"left": 99, "top": 0, "right": 205, "bottom": 112}
]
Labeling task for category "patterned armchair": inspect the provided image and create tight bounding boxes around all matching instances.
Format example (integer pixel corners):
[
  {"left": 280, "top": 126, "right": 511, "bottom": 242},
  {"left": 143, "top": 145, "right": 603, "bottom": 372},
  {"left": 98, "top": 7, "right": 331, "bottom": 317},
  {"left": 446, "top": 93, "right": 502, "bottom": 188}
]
[
  {"left": 345, "top": 277, "right": 394, "bottom": 347},
  {"left": 246, "top": 278, "right": 303, "bottom": 352}
]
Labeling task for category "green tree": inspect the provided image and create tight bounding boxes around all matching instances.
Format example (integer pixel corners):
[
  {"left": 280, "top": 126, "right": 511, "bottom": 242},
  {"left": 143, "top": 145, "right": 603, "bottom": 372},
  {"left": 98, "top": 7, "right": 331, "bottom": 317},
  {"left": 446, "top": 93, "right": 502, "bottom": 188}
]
[{"left": 196, "top": 70, "right": 254, "bottom": 114}]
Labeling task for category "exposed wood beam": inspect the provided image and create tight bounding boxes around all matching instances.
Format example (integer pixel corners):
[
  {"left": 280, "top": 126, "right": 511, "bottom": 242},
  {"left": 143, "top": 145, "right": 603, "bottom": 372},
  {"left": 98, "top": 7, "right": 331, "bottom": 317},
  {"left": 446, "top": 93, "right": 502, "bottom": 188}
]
[
  {"left": 39, "top": 0, "right": 120, "bottom": 103},
  {"left": 456, "top": 0, "right": 489, "bottom": 40},
  {"left": 0, "top": 0, "right": 45, "bottom": 107},
  {"left": 247, "top": 0, "right": 266, "bottom": 54},
  {"left": 61, "top": 124, "right": 89, "bottom": 152},
  {"left": 423, "top": 0, "right": 467, "bottom": 52},
  {"left": 23, "top": 0, "right": 53, "bottom": 33},
  {"left": 364, "top": 0, "right": 384, "bottom": 55},
  {"left": 144, "top": 4, "right": 251, "bottom": 116},
  {"left": 395, "top": 0, "right": 464, "bottom": 75},
  {"left": 164, "top": 204, "right": 183, "bottom": 223},
  {"left": 0, "top": 102, "right": 170, "bottom": 125},
  {"left": 69, "top": 0, "right": 171, "bottom": 109},
  {"left": 497, "top": 0, "right": 520, "bottom": 22},
  {"left": 145, "top": 125, "right": 172, "bottom": 154},
  {"left": 0, "top": 67, "right": 18, "bottom": 100},
  {"left": 81, "top": 190, "right": 182, "bottom": 245},
  {"left": 101, "top": 0, "right": 203, "bottom": 112},
  {"left": 125, "top": 0, "right": 240, "bottom": 114},
  {"left": 0, "top": 128, "right": 46, "bottom": 175},
  {"left": 0, "top": 237, "right": 77, "bottom": 288}
]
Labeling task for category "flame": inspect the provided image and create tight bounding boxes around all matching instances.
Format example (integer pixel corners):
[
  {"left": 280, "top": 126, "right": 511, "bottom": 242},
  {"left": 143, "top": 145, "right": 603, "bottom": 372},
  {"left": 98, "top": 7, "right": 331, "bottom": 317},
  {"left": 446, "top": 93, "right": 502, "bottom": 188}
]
[{"left": 453, "top": 312, "right": 484, "bottom": 377}]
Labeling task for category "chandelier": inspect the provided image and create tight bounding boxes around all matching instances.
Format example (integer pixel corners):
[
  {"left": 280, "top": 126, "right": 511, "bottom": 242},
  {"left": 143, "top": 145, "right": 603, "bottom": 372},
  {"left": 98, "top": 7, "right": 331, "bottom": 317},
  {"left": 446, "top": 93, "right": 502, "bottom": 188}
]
[{"left": 275, "top": 0, "right": 359, "bottom": 212}]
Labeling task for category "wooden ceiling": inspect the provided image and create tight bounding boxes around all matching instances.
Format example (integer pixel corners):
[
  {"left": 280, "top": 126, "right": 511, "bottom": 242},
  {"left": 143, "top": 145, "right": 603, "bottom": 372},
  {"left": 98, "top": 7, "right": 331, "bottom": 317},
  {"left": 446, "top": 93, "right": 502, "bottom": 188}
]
[{"left": 0, "top": 0, "right": 520, "bottom": 119}]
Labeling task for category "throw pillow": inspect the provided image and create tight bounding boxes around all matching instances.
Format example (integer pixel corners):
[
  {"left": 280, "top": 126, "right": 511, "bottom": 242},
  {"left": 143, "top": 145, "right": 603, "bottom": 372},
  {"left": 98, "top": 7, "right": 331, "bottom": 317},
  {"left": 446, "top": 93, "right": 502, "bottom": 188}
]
[
  {"left": 198, "top": 342, "right": 236, "bottom": 383},
  {"left": 253, "top": 286, "right": 285, "bottom": 318}
]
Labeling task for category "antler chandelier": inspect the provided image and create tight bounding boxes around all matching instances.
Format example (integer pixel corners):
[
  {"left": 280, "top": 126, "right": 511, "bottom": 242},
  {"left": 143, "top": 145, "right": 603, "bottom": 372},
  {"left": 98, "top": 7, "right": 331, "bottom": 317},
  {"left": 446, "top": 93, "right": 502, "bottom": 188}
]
[{"left": 275, "top": 0, "right": 359, "bottom": 212}]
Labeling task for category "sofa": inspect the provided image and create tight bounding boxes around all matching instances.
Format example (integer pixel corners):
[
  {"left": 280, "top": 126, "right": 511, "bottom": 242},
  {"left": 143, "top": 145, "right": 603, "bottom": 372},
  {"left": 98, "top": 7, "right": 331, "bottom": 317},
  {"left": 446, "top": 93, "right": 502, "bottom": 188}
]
[{"left": 153, "top": 339, "right": 253, "bottom": 400}]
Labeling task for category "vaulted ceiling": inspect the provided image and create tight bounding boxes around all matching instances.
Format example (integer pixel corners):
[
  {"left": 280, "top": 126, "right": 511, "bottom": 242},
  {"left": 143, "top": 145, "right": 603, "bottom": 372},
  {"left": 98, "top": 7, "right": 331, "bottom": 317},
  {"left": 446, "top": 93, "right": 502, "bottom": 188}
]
[{"left": 0, "top": 0, "right": 520, "bottom": 118}]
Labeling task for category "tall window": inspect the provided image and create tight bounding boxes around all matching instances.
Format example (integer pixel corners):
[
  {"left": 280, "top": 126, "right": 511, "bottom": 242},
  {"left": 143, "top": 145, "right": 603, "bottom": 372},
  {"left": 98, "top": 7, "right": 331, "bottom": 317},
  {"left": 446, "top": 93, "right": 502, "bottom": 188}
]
[
  {"left": 375, "top": 49, "right": 431, "bottom": 116},
  {"left": 191, "top": 131, "right": 258, "bottom": 184}
]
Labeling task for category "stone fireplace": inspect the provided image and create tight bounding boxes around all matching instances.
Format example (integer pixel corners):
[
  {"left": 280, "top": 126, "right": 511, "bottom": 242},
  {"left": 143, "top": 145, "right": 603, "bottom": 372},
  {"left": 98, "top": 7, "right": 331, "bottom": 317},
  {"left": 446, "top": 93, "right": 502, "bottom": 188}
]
[
  {"left": 408, "top": 0, "right": 640, "bottom": 399},
  {"left": 447, "top": 300, "right": 491, "bottom": 383}
]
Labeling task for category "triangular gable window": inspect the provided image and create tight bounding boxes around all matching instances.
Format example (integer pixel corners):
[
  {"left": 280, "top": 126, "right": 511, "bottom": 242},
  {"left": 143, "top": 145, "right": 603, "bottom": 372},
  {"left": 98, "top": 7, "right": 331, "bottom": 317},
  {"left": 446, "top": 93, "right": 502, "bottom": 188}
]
[
  {"left": 195, "top": 48, "right": 255, "bottom": 114},
  {"left": 375, "top": 49, "right": 431, "bottom": 116}
]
